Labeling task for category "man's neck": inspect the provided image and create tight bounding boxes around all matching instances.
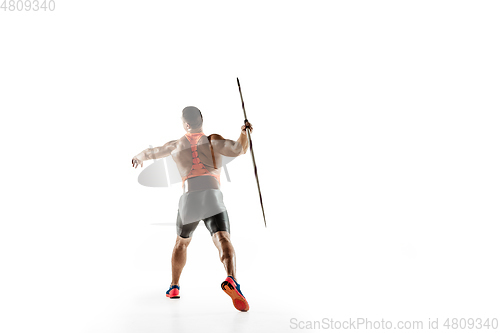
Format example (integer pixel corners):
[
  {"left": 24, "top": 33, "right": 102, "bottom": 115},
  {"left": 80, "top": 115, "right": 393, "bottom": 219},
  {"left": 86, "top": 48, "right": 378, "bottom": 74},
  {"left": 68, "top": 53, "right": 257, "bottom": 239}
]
[{"left": 187, "top": 128, "right": 203, "bottom": 134}]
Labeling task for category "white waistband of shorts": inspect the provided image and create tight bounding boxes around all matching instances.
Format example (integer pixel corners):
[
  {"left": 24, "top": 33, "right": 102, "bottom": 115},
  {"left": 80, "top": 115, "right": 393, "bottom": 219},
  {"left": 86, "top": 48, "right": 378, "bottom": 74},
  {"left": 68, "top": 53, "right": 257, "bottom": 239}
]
[{"left": 183, "top": 177, "right": 220, "bottom": 193}]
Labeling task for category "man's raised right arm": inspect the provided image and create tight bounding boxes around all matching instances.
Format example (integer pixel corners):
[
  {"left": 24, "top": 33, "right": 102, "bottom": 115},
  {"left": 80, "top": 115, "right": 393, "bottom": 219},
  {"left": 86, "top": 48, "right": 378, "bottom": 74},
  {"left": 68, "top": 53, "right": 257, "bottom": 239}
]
[{"left": 210, "top": 121, "right": 253, "bottom": 157}]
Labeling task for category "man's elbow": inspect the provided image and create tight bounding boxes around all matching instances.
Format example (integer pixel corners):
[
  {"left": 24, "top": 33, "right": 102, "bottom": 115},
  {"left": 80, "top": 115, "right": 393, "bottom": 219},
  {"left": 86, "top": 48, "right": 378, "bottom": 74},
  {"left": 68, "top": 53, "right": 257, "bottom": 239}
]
[{"left": 234, "top": 142, "right": 247, "bottom": 156}]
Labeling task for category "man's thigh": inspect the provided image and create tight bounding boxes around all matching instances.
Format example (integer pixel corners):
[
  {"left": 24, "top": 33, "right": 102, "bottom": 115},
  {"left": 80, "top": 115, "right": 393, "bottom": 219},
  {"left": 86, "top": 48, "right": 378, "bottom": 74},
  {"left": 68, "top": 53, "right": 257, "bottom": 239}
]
[
  {"left": 176, "top": 210, "right": 200, "bottom": 238},
  {"left": 203, "top": 210, "right": 230, "bottom": 236}
]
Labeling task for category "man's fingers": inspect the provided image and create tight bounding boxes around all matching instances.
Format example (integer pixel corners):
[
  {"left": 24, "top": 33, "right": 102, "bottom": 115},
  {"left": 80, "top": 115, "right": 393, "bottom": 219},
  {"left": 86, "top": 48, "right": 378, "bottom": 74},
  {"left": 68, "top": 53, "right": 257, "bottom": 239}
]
[
  {"left": 132, "top": 158, "right": 143, "bottom": 169},
  {"left": 241, "top": 121, "right": 254, "bottom": 134}
]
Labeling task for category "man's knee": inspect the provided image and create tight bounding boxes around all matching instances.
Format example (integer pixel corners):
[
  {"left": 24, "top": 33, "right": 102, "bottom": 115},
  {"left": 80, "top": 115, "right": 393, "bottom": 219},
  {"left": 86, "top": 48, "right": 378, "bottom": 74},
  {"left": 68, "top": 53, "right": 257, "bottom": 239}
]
[
  {"left": 213, "top": 230, "right": 231, "bottom": 243},
  {"left": 174, "top": 236, "right": 191, "bottom": 250}
]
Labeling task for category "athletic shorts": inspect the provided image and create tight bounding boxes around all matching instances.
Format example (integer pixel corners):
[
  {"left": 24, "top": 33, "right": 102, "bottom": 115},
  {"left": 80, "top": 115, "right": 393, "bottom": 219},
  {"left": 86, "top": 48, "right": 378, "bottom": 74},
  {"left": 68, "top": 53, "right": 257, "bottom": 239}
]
[{"left": 176, "top": 210, "right": 230, "bottom": 238}]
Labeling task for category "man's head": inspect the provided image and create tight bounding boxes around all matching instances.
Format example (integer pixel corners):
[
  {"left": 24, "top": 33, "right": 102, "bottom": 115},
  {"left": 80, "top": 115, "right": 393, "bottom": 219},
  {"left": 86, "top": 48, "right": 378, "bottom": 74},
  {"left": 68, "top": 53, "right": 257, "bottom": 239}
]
[{"left": 182, "top": 106, "right": 203, "bottom": 132}]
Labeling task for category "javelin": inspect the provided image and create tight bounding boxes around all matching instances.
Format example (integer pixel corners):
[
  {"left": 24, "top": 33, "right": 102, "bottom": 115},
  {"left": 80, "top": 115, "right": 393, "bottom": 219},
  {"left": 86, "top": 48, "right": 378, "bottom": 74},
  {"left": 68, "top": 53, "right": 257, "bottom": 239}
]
[{"left": 237, "top": 77, "right": 267, "bottom": 227}]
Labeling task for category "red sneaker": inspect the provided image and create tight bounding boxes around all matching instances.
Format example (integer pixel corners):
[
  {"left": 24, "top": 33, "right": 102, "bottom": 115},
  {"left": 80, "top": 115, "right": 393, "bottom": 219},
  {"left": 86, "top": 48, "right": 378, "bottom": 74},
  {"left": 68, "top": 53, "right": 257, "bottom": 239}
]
[
  {"left": 166, "top": 285, "right": 180, "bottom": 299},
  {"left": 221, "top": 276, "right": 249, "bottom": 312}
]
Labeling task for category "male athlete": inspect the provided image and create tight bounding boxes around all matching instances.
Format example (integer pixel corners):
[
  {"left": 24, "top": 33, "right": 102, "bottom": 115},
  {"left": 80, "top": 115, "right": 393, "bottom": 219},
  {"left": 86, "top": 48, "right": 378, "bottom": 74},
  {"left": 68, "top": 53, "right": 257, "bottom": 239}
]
[{"left": 131, "top": 106, "right": 252, "bottom": 312}]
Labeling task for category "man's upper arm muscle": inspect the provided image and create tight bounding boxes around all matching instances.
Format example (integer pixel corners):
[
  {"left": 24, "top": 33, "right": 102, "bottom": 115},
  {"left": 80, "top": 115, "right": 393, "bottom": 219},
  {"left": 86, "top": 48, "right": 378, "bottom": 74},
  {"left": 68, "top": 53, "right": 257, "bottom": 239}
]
[
  {"left": 209, "top": 134, "right": 243, "bottom": 157},
  {"left": 159, "top": 140, "right": 177, "bottom": 158},
  {"left": 144, "top": 139, "right": 177, "bottom": 160}
]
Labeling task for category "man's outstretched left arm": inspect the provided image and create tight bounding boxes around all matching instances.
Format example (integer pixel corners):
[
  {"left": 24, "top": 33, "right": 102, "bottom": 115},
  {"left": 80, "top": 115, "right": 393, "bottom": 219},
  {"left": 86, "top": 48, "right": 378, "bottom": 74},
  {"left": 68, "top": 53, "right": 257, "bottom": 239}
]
[{"left": 132, "top": 140, "right": 177, "bottom": 168}]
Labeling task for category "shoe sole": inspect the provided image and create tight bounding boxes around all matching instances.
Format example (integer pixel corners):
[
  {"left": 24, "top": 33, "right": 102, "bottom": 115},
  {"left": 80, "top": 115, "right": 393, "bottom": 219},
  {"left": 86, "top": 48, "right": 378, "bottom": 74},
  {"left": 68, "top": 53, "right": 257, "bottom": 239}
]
[
  {"left": 166, "top": 292, "right": 180, "bottom": 299},
  {"left": 221, "top": 281, "right": 249, "bottom": 312}
]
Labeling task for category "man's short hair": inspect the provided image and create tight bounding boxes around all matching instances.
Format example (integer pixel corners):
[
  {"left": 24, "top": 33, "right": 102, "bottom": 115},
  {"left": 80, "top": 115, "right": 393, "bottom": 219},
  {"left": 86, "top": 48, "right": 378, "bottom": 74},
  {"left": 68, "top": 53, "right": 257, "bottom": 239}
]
[{"left": 182, "top": 106, "right": 203, "bottom": 129}]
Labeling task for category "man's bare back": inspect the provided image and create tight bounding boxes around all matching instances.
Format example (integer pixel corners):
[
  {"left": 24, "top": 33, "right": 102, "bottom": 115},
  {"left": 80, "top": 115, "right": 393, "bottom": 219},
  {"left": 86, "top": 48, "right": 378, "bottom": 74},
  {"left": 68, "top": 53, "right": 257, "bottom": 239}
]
[{"left": 131, "top": 124, "right": 253, "bottom": 173}]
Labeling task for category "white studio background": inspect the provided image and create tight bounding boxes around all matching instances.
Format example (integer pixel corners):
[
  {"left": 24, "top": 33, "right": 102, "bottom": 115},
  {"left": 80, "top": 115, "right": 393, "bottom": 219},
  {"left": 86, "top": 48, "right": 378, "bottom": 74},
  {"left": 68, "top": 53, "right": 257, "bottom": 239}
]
[{"left": 1, "top": 1, "right": 499, "bottom": 333}]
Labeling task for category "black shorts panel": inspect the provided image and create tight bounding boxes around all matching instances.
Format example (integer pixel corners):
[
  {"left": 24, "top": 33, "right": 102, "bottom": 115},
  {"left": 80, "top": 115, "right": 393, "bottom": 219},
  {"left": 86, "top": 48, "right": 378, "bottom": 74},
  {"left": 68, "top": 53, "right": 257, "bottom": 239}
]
[{"left": 176, "top": 210, "right": 230, "bottom": 238}]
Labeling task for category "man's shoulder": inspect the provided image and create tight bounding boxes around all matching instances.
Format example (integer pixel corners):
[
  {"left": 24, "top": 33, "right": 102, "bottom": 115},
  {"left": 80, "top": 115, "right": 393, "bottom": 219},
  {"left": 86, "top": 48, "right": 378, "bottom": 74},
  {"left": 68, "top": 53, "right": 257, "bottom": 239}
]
[
  {"left": 169, "top": 138, "right": 181, "bottom": 146},
  {"left": 208, "top": 133, "right": 225, "bottom": 141}
]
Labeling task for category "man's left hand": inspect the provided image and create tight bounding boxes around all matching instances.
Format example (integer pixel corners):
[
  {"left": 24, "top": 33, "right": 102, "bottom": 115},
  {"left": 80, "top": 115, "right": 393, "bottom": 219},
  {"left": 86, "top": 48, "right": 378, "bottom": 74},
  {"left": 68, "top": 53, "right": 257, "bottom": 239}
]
[{"left": 132, "top": 156, "right": 143, "bottom": 169}]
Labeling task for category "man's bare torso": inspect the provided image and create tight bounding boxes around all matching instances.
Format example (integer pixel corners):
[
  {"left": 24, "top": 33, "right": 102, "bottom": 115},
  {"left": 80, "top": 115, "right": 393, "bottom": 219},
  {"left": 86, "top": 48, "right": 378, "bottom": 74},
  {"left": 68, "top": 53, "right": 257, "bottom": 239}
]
[
  {"left": 131, "top": 123, "right": 251, "bottom": 175},
  {"left": 171, "top": 134, "right": 224, "bottom": 180}
]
